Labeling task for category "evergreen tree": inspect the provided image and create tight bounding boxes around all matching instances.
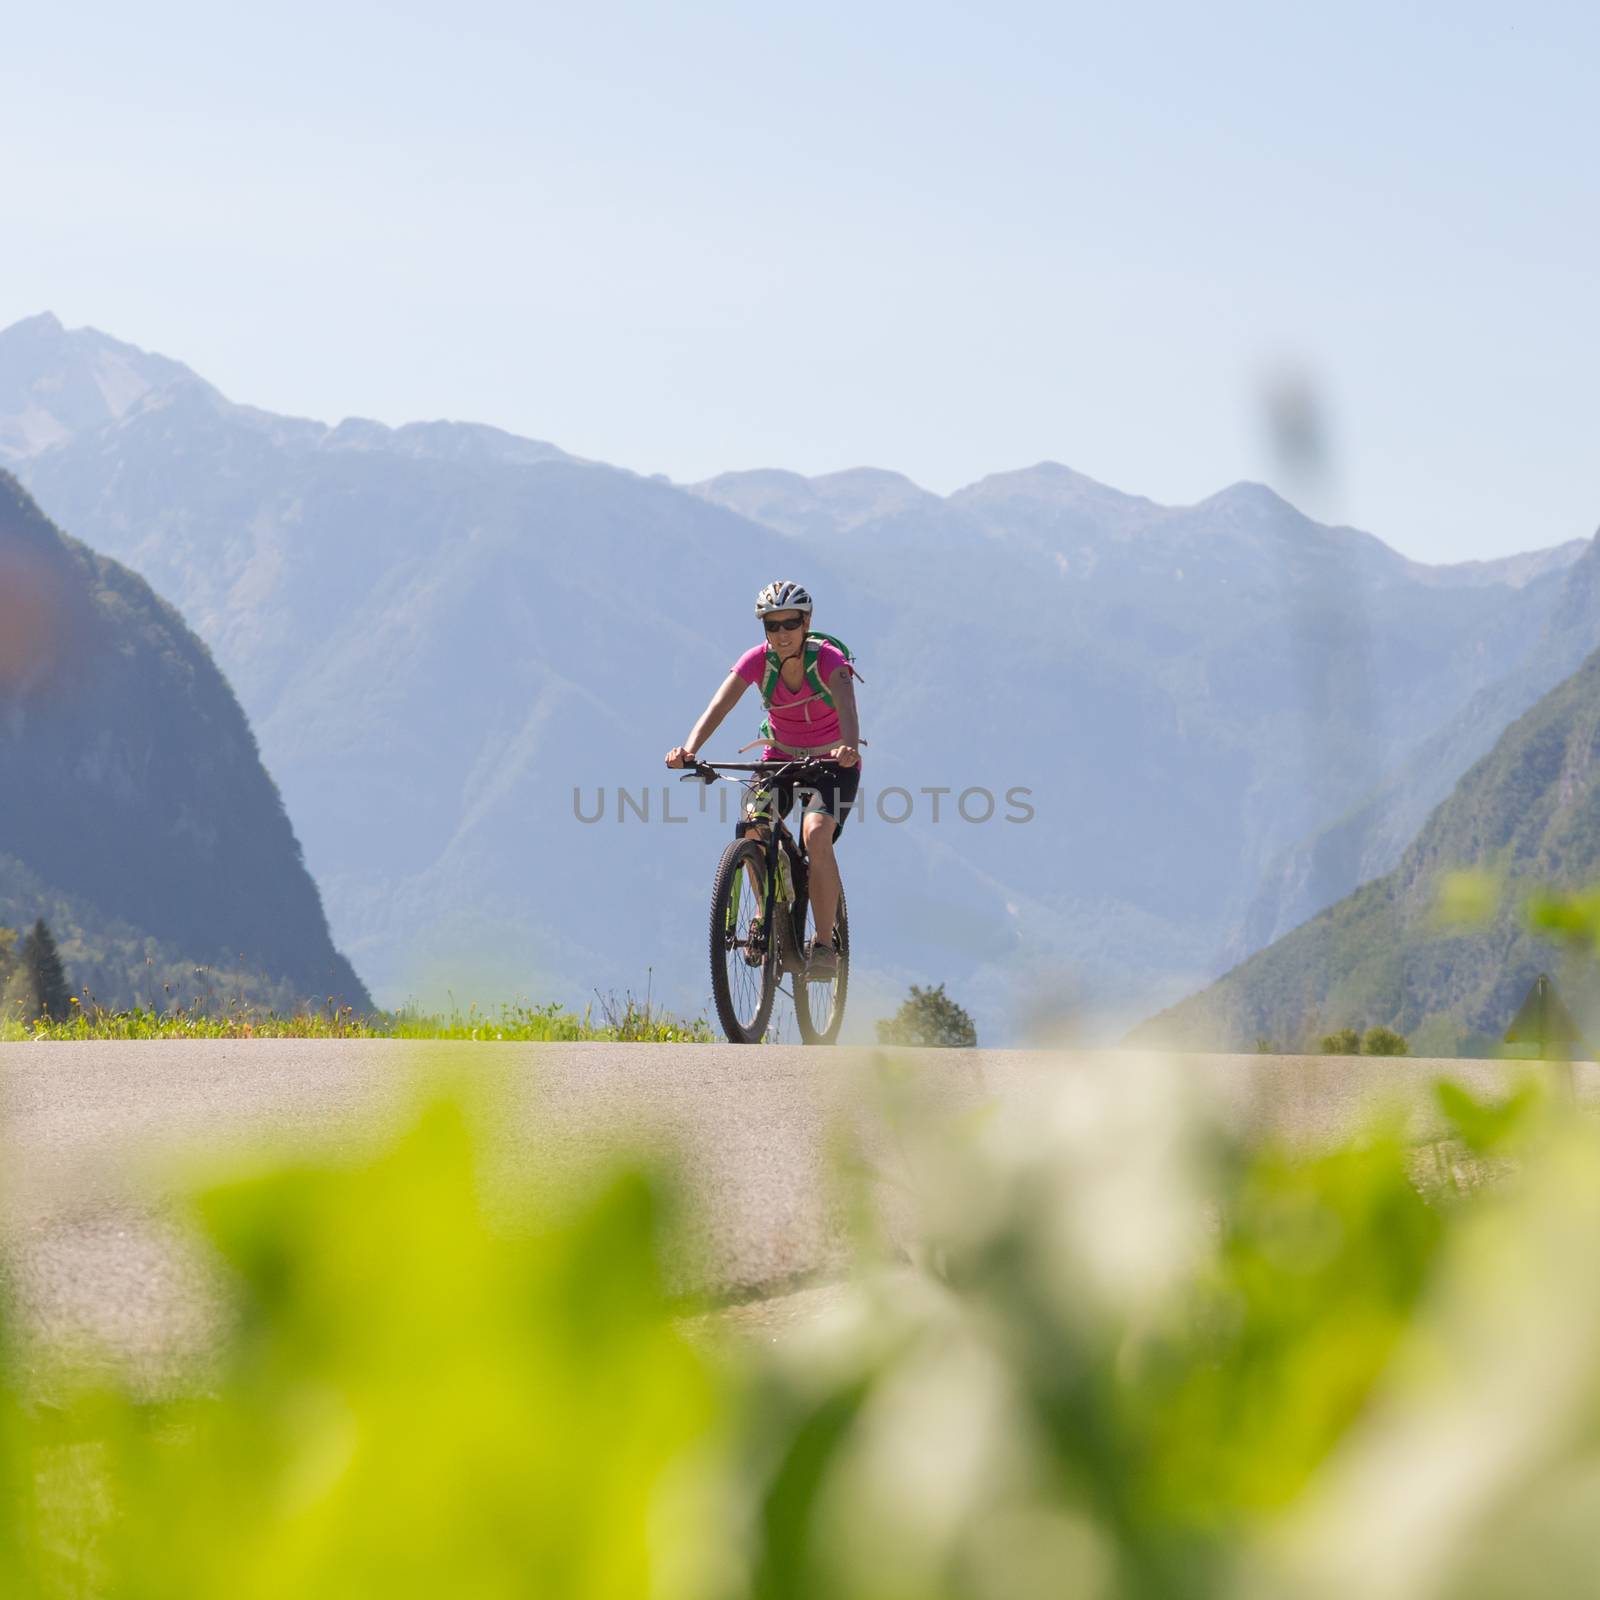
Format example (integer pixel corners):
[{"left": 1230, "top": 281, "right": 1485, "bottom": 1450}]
[
  {"left": 876, "top": 982, "right": 978, "bottom": 1048},
  {"left": 22, "top": 919, "right": 71, "bottom": 1021}
]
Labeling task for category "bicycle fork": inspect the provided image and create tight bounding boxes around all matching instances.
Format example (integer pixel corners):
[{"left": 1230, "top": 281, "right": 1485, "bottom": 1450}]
[
  {"left": 726, "top": 843, "right": 779, "bottom": 967},
  {"left": 772, "top": 835, "right": 809, "bottom": 974}
]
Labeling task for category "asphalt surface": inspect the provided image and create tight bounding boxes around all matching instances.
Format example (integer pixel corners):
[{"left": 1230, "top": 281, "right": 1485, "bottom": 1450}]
[{"left": 1, "top": 1042, "right": 1591, "bottom": 1385}]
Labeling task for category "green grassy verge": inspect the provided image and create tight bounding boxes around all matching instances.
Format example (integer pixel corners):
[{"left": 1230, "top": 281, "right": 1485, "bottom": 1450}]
[{"left": 0, "top": 994, "right": 714, "bottom": 1043}]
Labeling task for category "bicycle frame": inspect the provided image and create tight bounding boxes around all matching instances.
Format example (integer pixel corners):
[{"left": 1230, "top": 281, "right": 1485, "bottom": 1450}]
[{"left": 680, "top": 756, "right": 828, "bottom": 969}]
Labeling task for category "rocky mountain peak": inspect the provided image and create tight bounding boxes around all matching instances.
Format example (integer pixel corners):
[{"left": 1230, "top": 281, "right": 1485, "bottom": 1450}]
[{"left": 0, "top": 314, "right": 197, "bottom": 463}]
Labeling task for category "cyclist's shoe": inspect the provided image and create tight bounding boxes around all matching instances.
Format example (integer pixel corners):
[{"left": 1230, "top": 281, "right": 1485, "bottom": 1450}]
[
  {"left": 805, "top": 935, "right": 839, "bottom": 979},
  {"left": 742, "top": 916, "right": 766, "bottom": 967}
]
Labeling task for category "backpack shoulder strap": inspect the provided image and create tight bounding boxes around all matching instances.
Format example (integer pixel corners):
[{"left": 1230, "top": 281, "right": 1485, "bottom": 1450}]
[
  {"left": 759, "top": 645, "right": 782, "bottom": 706},
  {"left": 802, "top": 637, "right": 834, "bottom": 707}
]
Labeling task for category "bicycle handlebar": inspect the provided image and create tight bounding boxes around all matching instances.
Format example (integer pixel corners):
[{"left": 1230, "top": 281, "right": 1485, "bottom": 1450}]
[{"left": 675, "top": 755, "right": 837, "bottom": 784}]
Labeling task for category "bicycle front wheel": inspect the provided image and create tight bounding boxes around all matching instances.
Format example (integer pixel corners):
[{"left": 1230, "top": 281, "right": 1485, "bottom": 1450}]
[
  {"left": 795, "top": 884, "right": 849, "bottom": 1045},
  {"left": 709, "top": 837, "right": 777, "bottom": 1043}
]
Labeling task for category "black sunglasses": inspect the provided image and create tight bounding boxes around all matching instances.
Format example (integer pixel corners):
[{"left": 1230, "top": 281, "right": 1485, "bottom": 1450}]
[{"left": 763, "top": 616, "right": 806, "bottom": 634}]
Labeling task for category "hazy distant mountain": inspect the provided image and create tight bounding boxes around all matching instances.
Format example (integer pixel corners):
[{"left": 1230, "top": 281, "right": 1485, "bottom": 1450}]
[
  {"left": 5, "top": 313, "right": 1592, "bottom": 1039},
  {"left": 1234, "top": 531, "right": 1600, "bottom": 960},
  {"left": 736, "top": 463, "right": 1589, "bottom": 918},
  {"left": 1397, "top": 542, "right": 1590, "bottom": 590},
  {"left": 0, "top": 470, "right": 368, "bottom": 1011},
  {"left": 691, "top": 467, "right": 939, "bottom": 538},
  {"left": 1134, "top": 641, "right": 1600, "bottom": 1056}
]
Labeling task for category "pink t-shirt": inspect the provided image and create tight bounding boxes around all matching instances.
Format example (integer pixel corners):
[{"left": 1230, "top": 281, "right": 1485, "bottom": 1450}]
[{"left": 732, "top": 641, "right": 859, "bottom": 763}]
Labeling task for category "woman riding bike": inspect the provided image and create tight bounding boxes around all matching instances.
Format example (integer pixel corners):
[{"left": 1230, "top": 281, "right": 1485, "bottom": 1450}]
[{"left": 665, "top": 580, "right": 862, "bottom": 976}]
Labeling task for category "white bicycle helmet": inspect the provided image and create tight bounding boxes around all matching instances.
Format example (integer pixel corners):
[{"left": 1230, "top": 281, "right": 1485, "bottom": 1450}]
[{"left": 755, "top": 579, "right": 813, "bottom": 617}]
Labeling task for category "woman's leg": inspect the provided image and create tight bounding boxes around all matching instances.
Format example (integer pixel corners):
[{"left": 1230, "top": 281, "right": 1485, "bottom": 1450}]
[{"left": 802, "top": 809, "right": 840, "bottom": 946}]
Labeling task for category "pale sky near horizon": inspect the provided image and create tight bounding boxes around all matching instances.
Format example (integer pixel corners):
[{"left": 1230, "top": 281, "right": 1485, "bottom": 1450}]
[{"left": 5, "top": 1, "right": 1597, "bottom": 562}]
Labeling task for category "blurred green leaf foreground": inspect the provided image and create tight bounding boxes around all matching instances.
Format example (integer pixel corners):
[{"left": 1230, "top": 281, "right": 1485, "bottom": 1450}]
[{"left": 3, "top": 1056, "right": 1599, "bottom": 1598}]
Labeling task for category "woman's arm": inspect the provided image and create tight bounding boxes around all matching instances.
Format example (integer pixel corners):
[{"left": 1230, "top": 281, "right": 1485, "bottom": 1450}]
[
  {"left": 827, "top": 668, "right": 861, "bottom": 765},
  {"left": 666, "top": 672, "right": 749, "bottom": 766}
]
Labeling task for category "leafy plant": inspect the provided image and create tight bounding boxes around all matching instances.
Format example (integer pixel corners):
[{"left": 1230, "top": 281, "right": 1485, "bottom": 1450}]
[
  {"left": 8, "top": 1062, "right": 1600, "bottom": 1596},
  {"left": 590, "top": 970, "right": 716, "bottom": 1042},
  {"left": 875, "top": 982, "right": 978, "bottom": 1048},
  {"left": 1320, "top": 1026, "right": 1363, "bottom": 1055},
  {"left": 1362, "top": 1025, "right": 1410, "bottom": 1056},
  {"left": 3, "top": 1088, "right": 718, "bottom": 1598}
]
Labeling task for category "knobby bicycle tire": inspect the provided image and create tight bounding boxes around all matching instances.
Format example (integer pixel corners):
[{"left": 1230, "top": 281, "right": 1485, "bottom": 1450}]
[
  {"left": 709, "top": 837, "right": 777, "bottom": 1044},
  {"left": 795, "top": 884, "right": 849, "bottom": 1045}
]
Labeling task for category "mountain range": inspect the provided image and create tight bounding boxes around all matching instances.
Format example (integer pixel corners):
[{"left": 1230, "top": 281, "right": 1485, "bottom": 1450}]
[{"left": 4, "top": 310, "right": 1595, "bottom": 1041}]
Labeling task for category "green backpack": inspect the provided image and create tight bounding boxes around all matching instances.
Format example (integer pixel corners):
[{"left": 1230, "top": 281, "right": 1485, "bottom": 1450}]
[{"left": 757, "top": 631, "right": 863, "bottom": 747}]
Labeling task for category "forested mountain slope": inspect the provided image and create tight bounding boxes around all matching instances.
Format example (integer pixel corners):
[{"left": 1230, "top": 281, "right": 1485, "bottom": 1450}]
[
  {"left": 1233, "top": 530, "right": 1600, "bottom": 961},
  {"left": 1136, "top": 644, "right": 1600, "bottom": 1055},
  {"left": 0, "top": 471, "right": 367, "bottom": 1011}
]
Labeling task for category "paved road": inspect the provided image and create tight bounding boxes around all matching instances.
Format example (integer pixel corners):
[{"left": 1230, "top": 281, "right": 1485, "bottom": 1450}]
[{"left": 1, "top": 1042, "right": 1589, "bottom": 1385}]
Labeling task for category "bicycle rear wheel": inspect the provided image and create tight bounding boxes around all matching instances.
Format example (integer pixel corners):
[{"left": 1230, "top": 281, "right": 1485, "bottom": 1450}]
[
  {"left": 795, "top": 885, "right": 849, "bottom": 1045},
  {"left": 709, "top": 837, "right": 777, "bottom": 1043}
]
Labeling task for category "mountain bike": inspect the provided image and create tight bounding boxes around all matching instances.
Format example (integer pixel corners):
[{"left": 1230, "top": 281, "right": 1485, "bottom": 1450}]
[{"left": 677, "top": 756, "right": 850, "bottom": 1045}]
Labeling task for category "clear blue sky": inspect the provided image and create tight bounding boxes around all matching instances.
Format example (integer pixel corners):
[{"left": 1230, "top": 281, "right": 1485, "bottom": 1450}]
[{"left": 5, "top": 1, "right": 1596, "bottom": 561}]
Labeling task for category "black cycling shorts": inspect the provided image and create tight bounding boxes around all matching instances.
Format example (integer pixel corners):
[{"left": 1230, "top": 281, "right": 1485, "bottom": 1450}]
[{"left": 741, "top": 761, "right": 862, "bottom": 843}]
